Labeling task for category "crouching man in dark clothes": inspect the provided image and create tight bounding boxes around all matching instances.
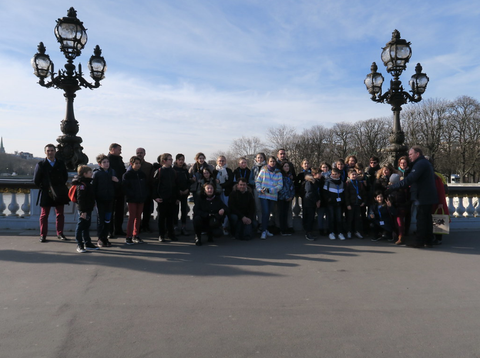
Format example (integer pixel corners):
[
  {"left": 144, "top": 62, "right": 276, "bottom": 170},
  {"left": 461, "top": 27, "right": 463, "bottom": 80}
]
[
  {"left": 228, "top": 178, "right": 256, "bottom": 240},
  {"left": 193, "top": 183, "right": 229, "bottom": 246}
]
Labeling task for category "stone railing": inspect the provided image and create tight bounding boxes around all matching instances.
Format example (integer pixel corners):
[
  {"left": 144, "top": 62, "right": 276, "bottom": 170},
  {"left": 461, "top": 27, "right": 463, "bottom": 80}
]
[{"left": 1, "top": 179, "right": 479, "bottom": 232}]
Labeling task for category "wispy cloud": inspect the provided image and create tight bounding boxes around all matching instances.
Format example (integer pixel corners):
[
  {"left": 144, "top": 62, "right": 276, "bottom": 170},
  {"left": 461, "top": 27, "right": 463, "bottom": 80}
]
[{"left": 1, "top": 0, "right": 479, "bottom": 163}]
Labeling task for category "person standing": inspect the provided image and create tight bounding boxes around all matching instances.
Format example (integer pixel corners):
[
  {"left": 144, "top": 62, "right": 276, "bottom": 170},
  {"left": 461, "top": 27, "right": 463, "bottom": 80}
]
[
  {"left": 123, "top": 156, "right": 148, "bottom": 245},
  {"left": 255, "top": 156, "right": 283, "bottom": 239},
  {"left": 93, "top": 154, "right": 118, "bottom": 247},
  {"left": 72, "top": 165, "right": 97, "bottom": 252},
  {"left": 387, "top": 146, "right": 438, "bottom": 248},
  {"left": 107, "top": 143, "right": 126, "bottom": 237},
  {"left": 153, "top": 153, "right": 180, "bottom": 242},
  {"left": 33, "top": 144, "right": 70, "bottom": 242},
  {"left": 136, "top": 147, "right": 154, "bottom": 232}
]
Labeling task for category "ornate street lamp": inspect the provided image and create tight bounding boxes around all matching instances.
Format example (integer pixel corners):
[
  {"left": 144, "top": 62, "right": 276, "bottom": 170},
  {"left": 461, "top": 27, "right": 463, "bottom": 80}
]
[
  {"left": 31, "top": 7, "right": 107, "bottom": 171},
  {"left": 364, "top": 29, "right": 429, "bottom": 164}
]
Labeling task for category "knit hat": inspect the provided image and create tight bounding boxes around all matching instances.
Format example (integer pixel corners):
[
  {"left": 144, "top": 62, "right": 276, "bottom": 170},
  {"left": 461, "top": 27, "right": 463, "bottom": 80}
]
[{"left": 389, "top": 173, "right": 400, "bottom": 185}]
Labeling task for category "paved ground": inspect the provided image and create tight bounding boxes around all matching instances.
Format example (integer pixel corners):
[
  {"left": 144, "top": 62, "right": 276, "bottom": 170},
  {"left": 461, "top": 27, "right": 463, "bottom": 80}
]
[{"left": 1, "top": 229, "right": 480, "bottom": 358}]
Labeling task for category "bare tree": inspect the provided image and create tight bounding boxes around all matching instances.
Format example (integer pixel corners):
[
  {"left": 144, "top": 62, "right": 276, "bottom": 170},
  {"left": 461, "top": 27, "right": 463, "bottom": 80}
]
[
  {"left": 330, "top": 122, "right": 354, "bottom": 160},
  {"left": 402, "top": 98, "right": 449, "bottom": 163},
  {"left": 266, "top": 124, "right": 297, "bottom": 154},
  {"left": 352, "top": 117, "right": 390, "bottom": 164},
  {"left": 447, "top": 96, "right": 480, "bottom": 182}
]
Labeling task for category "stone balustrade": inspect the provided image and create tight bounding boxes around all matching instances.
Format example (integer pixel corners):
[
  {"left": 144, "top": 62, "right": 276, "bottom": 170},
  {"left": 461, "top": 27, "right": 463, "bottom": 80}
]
[{"left": 1, "top": 179, "right": 479, "bottom": 232}]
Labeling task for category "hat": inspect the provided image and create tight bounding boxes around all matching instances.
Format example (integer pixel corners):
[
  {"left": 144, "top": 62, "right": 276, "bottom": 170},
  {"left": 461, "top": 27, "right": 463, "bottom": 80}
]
[{"left": 389, "top": 173, "right": 400, "bottom": 185}]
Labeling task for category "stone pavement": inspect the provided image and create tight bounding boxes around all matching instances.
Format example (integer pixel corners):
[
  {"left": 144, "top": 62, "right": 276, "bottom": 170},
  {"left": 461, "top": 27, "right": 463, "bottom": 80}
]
[{"left": 1, "top": 229, "right": 480, "bottom": 358}]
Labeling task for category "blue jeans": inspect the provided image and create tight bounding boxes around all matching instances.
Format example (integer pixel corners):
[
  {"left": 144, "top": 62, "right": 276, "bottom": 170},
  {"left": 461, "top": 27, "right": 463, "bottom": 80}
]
[
  {"left": 75, "top": 211, "right": 92, "bottom": 246},
  {"left": 260, "top": 198, "right": 275, "bottom": 232},
  {"left": 230, "top": 214, "right": 254, "bottom": 240}
]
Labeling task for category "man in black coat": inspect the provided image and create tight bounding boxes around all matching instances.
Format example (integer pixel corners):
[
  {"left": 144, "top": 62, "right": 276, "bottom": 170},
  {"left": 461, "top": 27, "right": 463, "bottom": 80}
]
[
  {"left": 107, "top": 143, "right": 126, "bottom": 237},
  {"left": 228, "top": 178, "right": 256, "bottom": 240},
  {"left": 33, "top": 144, "right": 69, "bottom": 242},
  {"left": 388, "top": 146, "right": 438, "bottom": 248}
]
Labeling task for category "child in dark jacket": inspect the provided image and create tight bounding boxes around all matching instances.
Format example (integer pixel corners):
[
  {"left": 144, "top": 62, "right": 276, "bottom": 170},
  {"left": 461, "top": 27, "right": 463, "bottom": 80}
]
[
  {"left": 369, "top": 191, "right": 396, "bottom": 242},
  {"left": 345, "top": 169, "right": 367, "bottom": 239},
  {"left": 73, "top": 165, "right": 97, "bottom": 253},
  {"left": 303, "top": 170, "right": 320, "bottom": 241},
  {"left": 92, "top": 154, "right": 118, "bottom": 248},
  {"left": 322, "top": 168, "right": 346, "bottom": 240},
  {"left": 123, "top": 156, "right": 148, "bottom": 245}
]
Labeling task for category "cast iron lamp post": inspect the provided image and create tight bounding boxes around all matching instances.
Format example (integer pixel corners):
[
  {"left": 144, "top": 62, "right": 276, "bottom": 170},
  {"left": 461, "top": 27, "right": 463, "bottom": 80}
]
[
  {"left": 364, "top": 29, "right": 429, "bottom": 164},
  {"left": 31, "top": 7, "right": 107, "bottom": 171}
]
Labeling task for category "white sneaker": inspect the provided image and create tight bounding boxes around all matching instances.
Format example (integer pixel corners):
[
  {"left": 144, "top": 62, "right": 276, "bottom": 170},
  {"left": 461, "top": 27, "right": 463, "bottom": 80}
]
[
  {"left": 347, "top": 232, "right": 352, "bottom": 239},
  {"left": 355, "top": 231, "right": 364, "bottom": 239},
  {"left": 329, "top": 233, "right": 336, "bottom": 240},
  {"left": 261, "top": 231, "right": 267, "bottom": 240},
  {"left": 338, "top": 233, "right": 346, "bottom": 240},
  {"left": 266, "top": 230, "right": 274, "bottom": 237}
]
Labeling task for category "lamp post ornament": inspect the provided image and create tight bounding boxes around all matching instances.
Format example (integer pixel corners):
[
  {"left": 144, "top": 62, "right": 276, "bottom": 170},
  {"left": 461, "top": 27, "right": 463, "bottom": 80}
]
[
  {"left": 31, "top": 7, "right": 107, "bottom": 171},
  {"left": 364, "top": 30, "right": 429, "bottom": 165}
]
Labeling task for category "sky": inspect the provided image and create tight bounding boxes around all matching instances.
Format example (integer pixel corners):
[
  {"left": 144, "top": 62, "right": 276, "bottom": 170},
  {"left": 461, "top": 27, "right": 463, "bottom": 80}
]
[{"left": 1, "top": 0, "right": 480, "bottom": 165}]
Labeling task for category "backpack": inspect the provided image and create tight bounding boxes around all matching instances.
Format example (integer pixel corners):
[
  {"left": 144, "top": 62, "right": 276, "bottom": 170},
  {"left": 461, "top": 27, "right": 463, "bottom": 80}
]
[{"left": 68, "top": 185, "right": 78, "bottom": 203}]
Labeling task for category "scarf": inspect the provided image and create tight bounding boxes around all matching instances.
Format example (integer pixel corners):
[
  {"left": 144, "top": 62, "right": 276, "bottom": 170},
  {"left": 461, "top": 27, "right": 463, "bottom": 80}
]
[{"left": 215, "top": 165, "right": 228, "bottom": 184}]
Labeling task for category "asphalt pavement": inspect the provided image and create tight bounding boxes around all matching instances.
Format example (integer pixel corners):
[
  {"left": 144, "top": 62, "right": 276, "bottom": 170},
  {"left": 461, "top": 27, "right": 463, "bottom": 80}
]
[{"left": 1, "top": 229, "right": 480, "bottom": 358}]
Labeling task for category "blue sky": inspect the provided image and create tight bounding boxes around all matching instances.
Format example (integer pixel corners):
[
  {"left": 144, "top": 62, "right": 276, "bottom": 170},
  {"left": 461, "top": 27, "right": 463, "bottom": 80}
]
[{"left": 1, "top": 0, "right": 479, "bottom": 165}]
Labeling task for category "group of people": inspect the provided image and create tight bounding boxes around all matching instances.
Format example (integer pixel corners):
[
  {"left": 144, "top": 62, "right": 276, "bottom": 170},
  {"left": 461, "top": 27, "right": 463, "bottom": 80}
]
[{"left": 33, "top": 143, "right": 447, "bottom": 253}]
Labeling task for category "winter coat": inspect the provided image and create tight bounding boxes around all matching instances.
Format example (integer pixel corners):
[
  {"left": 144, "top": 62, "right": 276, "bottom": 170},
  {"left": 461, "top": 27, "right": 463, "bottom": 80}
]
[
  {"left": 233, "top": 167, "right": 251, "bottom": 185},
  {"left": 303, "top": 175, "right": 321, "bottom": 209},
  {"left": 33, "top": 158, "right": 69, "bottom": 207},
  {"left": 196, "top": 177, "right": 223, "bottom": 198},
  {"left": 122, "top": 168, "right": 148, "bottom": 203},
  {"left": 345, "top": 179, "right": 367, "bottom": 207},
  {"left": 92, "top": 168, "right": 116, "bottom": 203},
  {"left": 321, "top": 177, "right": 345, "bottom": 208},
  {"left": 152, "top": 167, "right": 179, "bottom": 202},
  {"left": 369, "top": 203, "right": 396, "bottom": 232},
  {"left": 391, "top": 155, "right": 438, "bottom": 206},
  {"left": 189, "top": 163, "right": 214, "bottom": 192},
  {"left": 174, "top": 165, "right": 191, "bottom": 192},
  {"left": 278, "top": 174, "right": 295, "bottom": 201},
  {"left": 294, "top": 170, "right": 311, "bottom": 196},
  {"left": 255, "top": 166, "right": 283, "bottom": 201},
  {"left": 193, "top": 194, "right": 229, "bottom": 224},
  {"left": 72, "top": 175, "right": 95, "bottom": 213},
  {"left": 228, "top": 184, "right": 255, "bottom": 220}
]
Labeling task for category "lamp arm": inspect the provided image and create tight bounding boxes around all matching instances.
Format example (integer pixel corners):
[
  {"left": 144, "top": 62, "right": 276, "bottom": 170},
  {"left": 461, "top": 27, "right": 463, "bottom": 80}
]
[{"left": 78, "top": 75, "right": 101, "bottom": 90}]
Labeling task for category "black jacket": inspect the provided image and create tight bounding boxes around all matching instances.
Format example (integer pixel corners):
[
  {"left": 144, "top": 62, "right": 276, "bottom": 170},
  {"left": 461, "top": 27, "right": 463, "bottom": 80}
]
[
  {"left": 194, "top": 194, "right": 229, "bottom": 221},
  {"left": 303, "top": 175, "right": 321, "bottom": 209},
  {"left": 345, "top": 179, "right": 367, "bottom": 207},
  {"left": 92, "top": 168, "right": 116, "bottom": 203},
  {"left": 152, "top": 167, "right": 179, "bottom": 202},
  {"left": 33, "top": 158, "right": 69, "bottom": 207},
  {"left": 173, "top": 165, "right": 191, "bottom": 192},
  {"left": 72, "top": 175, "right": 95, "bottom": 212},
  {"left": 228, "top": 184, "right": 255, "bottom": 219},
  {"left": 122, "top": 168, "right": 148, "bottom": 203}
]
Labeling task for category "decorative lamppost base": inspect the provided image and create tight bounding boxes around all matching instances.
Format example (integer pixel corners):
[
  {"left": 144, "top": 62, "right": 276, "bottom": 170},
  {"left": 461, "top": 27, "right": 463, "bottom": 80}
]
[{"left": 56, "top": 134, "right": 88, "bottom": 171}]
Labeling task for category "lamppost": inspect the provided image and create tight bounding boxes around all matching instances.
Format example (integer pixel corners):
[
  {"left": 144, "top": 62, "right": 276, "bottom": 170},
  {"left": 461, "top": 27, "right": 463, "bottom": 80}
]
[
  {"left": 31, "top": 7, "right": 107, "bottom": 171},
  {"left": 364, "top": 29, "right": 429, "bottom": 165}
]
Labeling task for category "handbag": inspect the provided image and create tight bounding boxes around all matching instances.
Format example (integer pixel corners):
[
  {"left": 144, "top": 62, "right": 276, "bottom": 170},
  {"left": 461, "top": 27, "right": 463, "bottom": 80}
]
[{"left": 432, "top": 208, "right": 449, "bottom": 235}]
